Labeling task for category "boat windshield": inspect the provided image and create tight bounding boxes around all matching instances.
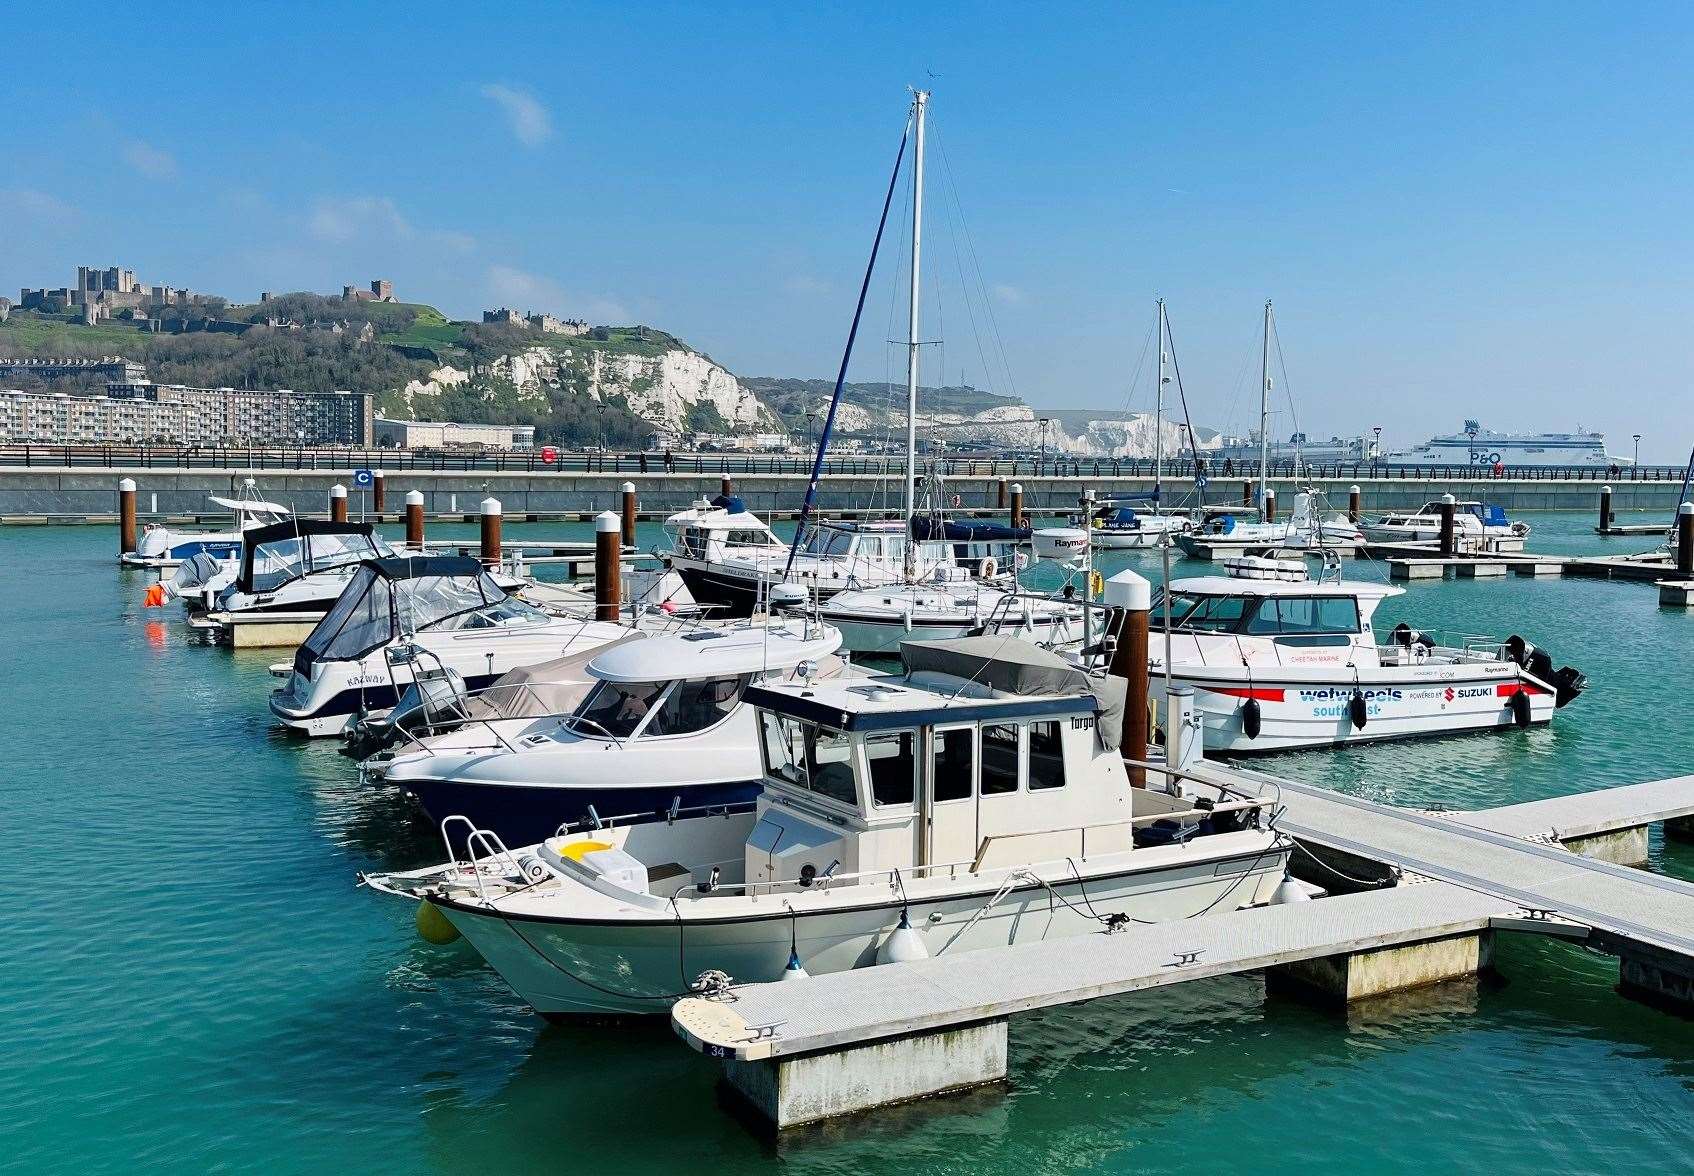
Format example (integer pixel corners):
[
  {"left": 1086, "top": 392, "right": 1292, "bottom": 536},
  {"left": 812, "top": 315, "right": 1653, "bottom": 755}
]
[
  {"left": 297, "top": 566, "right": 395, "bottom": 667},
  {"left": 643, "top": 675, "right": 747, "bottom": 737},
  {"left": 758, "top": 712, "right": 857, "bottom": 806},
  {"left": 249, "top": 530, "right": 388, "bottom": 592},
  {"left": 800, "top": 529, "right": 855, "bottom": 557},
  {"left": 1159, "top": 591, "right": 1251, "bottom": 632},
  {"left": 573, "top": 679, "right": 670, "bottom": 738},
  {"left": 395, "top": 572, "right": 541, "bottom": 633}
]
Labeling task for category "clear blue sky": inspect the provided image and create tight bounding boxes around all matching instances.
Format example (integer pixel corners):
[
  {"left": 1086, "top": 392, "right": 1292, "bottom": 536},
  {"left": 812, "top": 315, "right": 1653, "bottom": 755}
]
[{"left": 4, "top": 3, "right": 1691, "bottom": 459}]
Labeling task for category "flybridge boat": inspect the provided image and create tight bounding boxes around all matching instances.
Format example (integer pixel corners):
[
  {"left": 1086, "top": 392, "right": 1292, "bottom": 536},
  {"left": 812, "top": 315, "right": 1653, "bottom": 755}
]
[
  {"left": 1364, "top": 500, "right": 1530, "bottom": 543},
  {"left": 666, "top": 507, "right": 955, "bottom": 617},
  {"left": 363, "top": 635, "right": 1291, "bottom": 1018},
  {"left": 121, "top": 477, "right": 291, "bottom": 569},
  {"left": 269, "top": 556, "right": 626, "bottom": 737},
  {"left": 366, "top": 616, "right": 844, "bottom": 845},
  {"left": 817, "top": 566, "right": 1083, "bottom": 654},
  {"left": 1176, "top": 492, "right": 1363, "bottom": 556},
  {"left": 1116, "top": 563, "right": 1586, "bottom": 753}
]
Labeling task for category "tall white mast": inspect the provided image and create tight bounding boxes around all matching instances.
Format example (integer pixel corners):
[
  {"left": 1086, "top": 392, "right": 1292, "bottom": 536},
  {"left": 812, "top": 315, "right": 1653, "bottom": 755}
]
[
  {"left": 1154, "top": 298, "right": 1166, "bottom": 498},
  {"left": 903, "top": 89, "right": 929, "bottom": 576},
  {"left": 1258, "top": 299, "right": 1272, "bottom": 517}
]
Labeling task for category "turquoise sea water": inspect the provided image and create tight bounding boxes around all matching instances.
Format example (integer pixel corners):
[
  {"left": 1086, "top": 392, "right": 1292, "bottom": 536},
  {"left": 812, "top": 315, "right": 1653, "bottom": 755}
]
[{"left": 4, "top": 511, "right": 1692, "bottom": 1175}]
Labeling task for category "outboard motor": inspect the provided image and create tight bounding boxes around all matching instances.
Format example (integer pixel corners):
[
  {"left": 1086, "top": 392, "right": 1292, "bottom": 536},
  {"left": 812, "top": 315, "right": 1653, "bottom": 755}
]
[
  {"left": 351, "top": 665, "right": 470, "bottom": 756},
  {"left": 1392, "top": 623, "right": 1434, "bottom": 652},
  {"left": 1504, "top": 635, "right": 1534, "bottom": 667},
  {"left": 1553, "top": 666, "right": 1588, "bottom": 708}
]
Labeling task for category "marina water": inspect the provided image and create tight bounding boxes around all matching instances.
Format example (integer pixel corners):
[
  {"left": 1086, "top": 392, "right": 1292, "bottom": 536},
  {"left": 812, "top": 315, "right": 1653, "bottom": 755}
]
[{"left": 4, "top": 512, "right": 1691, "bottom": 1173}]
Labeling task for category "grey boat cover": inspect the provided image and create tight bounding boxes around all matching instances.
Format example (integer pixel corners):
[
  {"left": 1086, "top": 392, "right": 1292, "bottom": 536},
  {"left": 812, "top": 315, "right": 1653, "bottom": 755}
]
[
  {"left": 463, "top": 630, "right": 647, "bottom": 721},
  {"left": 900, "top": 636, "right": 1127, "bottom": 750}
]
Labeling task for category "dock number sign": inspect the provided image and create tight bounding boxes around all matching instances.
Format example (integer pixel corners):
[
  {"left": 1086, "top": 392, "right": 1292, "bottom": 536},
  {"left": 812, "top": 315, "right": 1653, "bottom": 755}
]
[{"left": 352, "top": 468, "right": 374, "bottom": 488}]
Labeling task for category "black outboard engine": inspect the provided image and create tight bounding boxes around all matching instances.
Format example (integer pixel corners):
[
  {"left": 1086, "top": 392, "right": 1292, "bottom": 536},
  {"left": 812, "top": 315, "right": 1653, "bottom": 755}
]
[
  {"left": 1505, "top": 634, "right": 1533, "bottom": 666},
  {"left": 1392, "top": 622, "right": 1434, "bottom": 652},
  {"left": 1505, "top": 635, "right": 1551, "bottom": 678},
  {"left": 1554, "top": 666, "right": 1588, "bottom": 708}
]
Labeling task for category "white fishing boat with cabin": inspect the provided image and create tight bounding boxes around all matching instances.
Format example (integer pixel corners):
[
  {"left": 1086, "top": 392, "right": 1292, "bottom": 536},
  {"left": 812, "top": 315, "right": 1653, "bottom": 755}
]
[{"left": 363, "top": 633, "right": 1292, "bottom": 1017}]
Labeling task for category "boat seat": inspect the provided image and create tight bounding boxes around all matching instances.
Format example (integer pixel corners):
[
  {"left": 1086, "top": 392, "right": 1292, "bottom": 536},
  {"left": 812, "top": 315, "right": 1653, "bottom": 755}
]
[{"left": 648, "top": 862, "right": 692, "bottom": 885}]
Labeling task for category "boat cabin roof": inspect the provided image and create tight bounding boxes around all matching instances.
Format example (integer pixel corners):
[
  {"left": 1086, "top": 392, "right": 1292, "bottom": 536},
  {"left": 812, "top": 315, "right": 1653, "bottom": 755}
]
[
  {"left": 587, "top": 622, "right": 841, "bottom": 683},
  {"left": 746, "top": 674, "right": 1097, "bottom": 733},
  {"left": 1169, "top": 574, "right": 1403, "bottom": 602}
]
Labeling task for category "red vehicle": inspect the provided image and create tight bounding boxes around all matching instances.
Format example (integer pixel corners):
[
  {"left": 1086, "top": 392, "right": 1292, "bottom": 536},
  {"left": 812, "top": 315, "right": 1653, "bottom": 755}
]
[{"left": 540, "top": 445, "right": 558, "bottom": 463}]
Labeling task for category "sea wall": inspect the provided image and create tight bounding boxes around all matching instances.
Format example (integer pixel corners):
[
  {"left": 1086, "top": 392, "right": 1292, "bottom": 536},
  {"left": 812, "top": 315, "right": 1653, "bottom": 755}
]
[{"left": 0, "top": 467, "right": 1681, "bottom": 522}]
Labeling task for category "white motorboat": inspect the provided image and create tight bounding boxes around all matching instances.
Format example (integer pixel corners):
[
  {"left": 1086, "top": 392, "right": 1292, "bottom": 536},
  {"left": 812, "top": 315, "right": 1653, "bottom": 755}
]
[
  {"left": 194, "top": 520, "right": 402, "bottom": 626},
  {"left": 1177, "top": 492, "right": 1364, "bottom": 555},
  {"left": 121, "top": 477, "right": 290, "bottom": 569},
  {"left": 268, "top": 554, "right": 635, "bottom": 737},
  {"left": 817, "top": 565, "right": 1083, "bottom": 654},
  {"left": 1110, "top": 565, "right": 1587, "bottom": 753},
  {"left": 1363, "top": 500, "right": 1530, "bottom": 543},
  {"left": 364, "top": 633, "right": 1291, "bottom": 1018},
  {"left": 1078, "top": 503, "right": 1192, "bottom": 549},
  {"left": 365, "top": 615, "right": 845, "bottom": 844}
]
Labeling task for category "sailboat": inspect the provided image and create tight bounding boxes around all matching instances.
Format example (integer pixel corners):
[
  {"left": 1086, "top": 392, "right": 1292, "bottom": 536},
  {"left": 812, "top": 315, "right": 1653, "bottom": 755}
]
[
  {"left": 815, "top": 91, "right": 1080, "bottom": 654},
  {"left": 1176, "top": 301, "right": 1361, "bottom": 557},
  {"left": 1076, "top": 300, "right": 1194, "bottom": 549}
]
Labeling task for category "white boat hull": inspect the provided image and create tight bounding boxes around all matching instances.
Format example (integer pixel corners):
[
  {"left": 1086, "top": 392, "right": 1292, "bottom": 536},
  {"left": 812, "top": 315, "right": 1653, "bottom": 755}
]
[
  {"left": 429, "top": 834, "right": 1287, "bottom": 1017},
  {"left": 1158, "top": 665, "right": 1557, "bottom": 753}
]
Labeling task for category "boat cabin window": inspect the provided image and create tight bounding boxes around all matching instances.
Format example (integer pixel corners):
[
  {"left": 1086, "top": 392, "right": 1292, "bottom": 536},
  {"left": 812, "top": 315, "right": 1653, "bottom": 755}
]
[
  {"left": 1027, "top": 721, "right": 1066, "bottom": 790},
  {"left": 865, "top": 730, "right": 917, "bottom": 807},
  {"left": 933, "top": 727, "right": 974, "bottom": 802},
  {"left": 759, "top": 713, "right": 857, "bottom": 806},
  {"left": 725, "top": 528, "right": 776, "bottom": 547},
  {"left": 1243, "top": 595, "right": 1360, "bottom": 636},
  {"left": 800, "top": 529, "right": 854, "bottom": 557},
  {"left": 575, "top": 679, "right": 668, "bottom": 738},
  {"left": 675, "top": 527, "right": 708, "bottom": 559},
  {"left": 299, "top": 566, "right": 394, "bottom": 664},
  {"left": 1163, "top": 592, "right": 1251, "bottom": 633},
  {"left": 644, "top": 675, "right": 747, "bottom": 737},
  {"left": 980, "top": 723, "right": 1021, "bottom": 794}
]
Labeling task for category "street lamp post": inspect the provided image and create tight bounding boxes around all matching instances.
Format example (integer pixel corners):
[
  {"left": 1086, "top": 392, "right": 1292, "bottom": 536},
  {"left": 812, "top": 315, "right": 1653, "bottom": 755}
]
[
  {"left": 1038, "top": 417, "right": 1052, "bottom": 469},
  {"left": 1633, "top": 434, "right": 1642, "bottom": 466},
  {"left": 1372, "top": 426, "right": 1382, "bottom": 474}
]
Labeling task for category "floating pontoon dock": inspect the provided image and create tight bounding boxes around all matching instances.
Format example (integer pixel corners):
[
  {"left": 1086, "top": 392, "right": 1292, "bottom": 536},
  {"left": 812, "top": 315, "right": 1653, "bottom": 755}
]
[{"left": 675, "top": 763, "right": 1694, "bottom": 1131}]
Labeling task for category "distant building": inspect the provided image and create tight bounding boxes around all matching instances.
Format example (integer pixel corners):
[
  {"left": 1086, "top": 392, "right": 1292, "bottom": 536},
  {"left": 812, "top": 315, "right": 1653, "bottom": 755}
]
[
  {"left": 528, "top": 313, "right": 589, "bottom": 337},
  {"left": 0, "top": 381, "right": 374, "bottom": 446},
  {"left": 374, "top": 416, "right": 536, "bottom": 451},
  {"left": 343, "top": 279, "right": 395, "bottom": 303},
  {"left": 18, "top": 265, "right": 211, "bottom": 313},
  {"left": 483, "top": 307, "right": 524, "bottom": 325},
  {"left": 0, "top": 356, "right": 148, "bottom": 384}
]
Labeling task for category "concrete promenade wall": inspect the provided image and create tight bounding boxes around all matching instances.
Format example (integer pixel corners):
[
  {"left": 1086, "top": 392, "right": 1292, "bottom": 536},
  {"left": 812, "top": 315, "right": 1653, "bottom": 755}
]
[{"left": 0, "top": 466, "right": 1682, "bottom": 521}]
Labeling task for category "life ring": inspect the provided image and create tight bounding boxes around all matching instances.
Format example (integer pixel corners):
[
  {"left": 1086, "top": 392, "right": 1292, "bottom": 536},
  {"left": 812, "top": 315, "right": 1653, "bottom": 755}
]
[{"left": 977, "top": 556, "right": 998, "bottom": 579}]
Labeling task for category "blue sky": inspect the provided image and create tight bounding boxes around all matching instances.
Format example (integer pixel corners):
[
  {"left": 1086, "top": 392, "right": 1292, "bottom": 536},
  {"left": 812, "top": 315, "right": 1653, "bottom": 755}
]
[{"left": 4, "top": 3, "right": 1691, "bottom": 458}]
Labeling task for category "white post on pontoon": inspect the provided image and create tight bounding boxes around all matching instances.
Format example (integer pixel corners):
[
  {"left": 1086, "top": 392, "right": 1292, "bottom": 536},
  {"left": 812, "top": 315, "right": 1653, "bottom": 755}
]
[
  {"left": 1259, "top": 299, "right": 1272, "bottom": 519},
  {"left": 902, "top": 88, "right": 928, "bottom": 580}
]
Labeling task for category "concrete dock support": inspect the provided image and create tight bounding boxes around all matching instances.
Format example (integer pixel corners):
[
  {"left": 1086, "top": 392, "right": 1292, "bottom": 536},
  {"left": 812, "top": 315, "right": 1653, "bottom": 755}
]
[
  {"left": 1349, "top": 484, "right": 1361, "bottom": 523},
  {"left": 620, "top": 481, "right": 637, "bottom": 549},
  {"left": 1010, "top": 483, "right": 1024, "bottom": 529},
  {"left": 372, "top": 470, "right": 386, "bottom": 515},
  {"left": 1439, "top": 493, "right": 1457, "bottom": 556},
  {"left": 1666, "top": 815, "right": 1694, "bottom": 843},
  {"left": 405, "top": 491, "right": 425, "bottom": 548},
  {"left": 329, "top": 484, "right": 348, "bottom": 523},
  {"left": 1264, "top": 487, "right": 1276, "bottom": 524},
  {"left": 595, "top": 511, "right": 621, "bottom": 621},
  {"left": 1658, "top": 581, "right": 1694, "bottom": 608},
  {"left": 722, "top": 1020, "right": 1008, "bottom": 1131},
  {"left": 1599, "top": 484, "right": 1612, "bottom": 531},
  {"left": 1270, "top": 931, "right": 1495, "bottom": 1004},
  {"left": 1104, "top": 569, "right": 1150, "bottom": 787},
  {"left": 1679, "top": 503, "right": 1694, "bottom": 575},
  {"left": 480, "top": 497, "right": 502, "bottom": 565},
  {"left": 1561, "top": 827, "right": 1650, "bottom": 867},
  {"left": 1456, "top": 561, "right": 1508, "bottom": 578},
  {"left": 1619, "top": 952, "right": 1694, "bottom": 1012},
  {"left": 118, "top": 478, "right": 137, "bottom": 555}
]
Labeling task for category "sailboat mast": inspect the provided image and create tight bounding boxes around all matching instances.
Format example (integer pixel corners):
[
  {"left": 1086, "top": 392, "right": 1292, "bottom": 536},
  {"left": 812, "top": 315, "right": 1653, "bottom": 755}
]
[
  {"left": 1154, "top": 298, "right": 1166, "bottom": 501},
  {"left": 1258, "top": 299, "right": 1272, "bottom": 517},
  {"left": 903, "top": 89, "right": 929, "bottom": 571}
]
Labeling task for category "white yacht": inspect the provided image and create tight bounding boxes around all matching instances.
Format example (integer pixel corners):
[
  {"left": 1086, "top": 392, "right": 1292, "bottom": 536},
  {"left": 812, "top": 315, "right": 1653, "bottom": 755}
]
[
  {"left": 1108, "top": 564, "right": 1587, "bottom": 752},
  {"left": 363, "top": 635, "right": 1292, "bottom": 1018},
  {"left": 193, "top": 520, "right": 400, "bottom": 625},
  {"left": 1077, "top": 502, "right": 1192, "bottom": 550},
  {"left": 121, "top": 478, "right": 290, "bottom": 569},
  {"left": 817, "top": 566, "right": 1083, "bottom": 654},
  {"left": 1363, "top": 500, "right": 1530, "bottom": 543},
  {"left": 1177, "top": 492, "right": 1364, "bottom": 556},
  {"left": 1382, "top": 421, "right": 1627, "bottom": 468},
  {"left": 365, "top": 617, "right": 844, "bottom": 845},
  {"left": 268, "top": 555, "right": 630, "bottom": 737}
]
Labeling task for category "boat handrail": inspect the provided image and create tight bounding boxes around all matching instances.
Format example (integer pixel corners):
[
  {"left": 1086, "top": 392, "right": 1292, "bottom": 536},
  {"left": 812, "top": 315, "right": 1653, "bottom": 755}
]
[{"left": 437, "top": 816, "right": 525, "bottom": 902}]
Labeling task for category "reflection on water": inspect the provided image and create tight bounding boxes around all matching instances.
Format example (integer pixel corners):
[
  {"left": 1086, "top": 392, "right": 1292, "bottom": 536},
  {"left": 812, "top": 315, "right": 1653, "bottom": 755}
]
[{"left": 5, "top": 516, "right": 1694, "bottom": 1176}]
